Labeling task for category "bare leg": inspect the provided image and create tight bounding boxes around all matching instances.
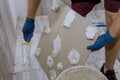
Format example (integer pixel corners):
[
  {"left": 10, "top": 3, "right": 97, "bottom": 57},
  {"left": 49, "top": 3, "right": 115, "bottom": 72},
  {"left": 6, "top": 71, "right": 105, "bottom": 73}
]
[
  {"left": 27, "top": 0, "right": 41, "bottom": 19},
  {"left": 109, "top": 10, "right": 120, "bottom": 38},
  {"left": 105, "top": 10, "right": 120, "bottom": 70}
]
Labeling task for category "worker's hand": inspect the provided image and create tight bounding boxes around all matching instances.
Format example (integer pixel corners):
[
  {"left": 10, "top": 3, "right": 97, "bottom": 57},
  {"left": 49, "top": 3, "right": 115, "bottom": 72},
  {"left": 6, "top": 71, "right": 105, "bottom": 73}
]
[
  {"left": 87, "top": 31, "right": 115, "bottom": 52},
  {"left": 22, "top": 18, "right": 35, "bottom": 42}
]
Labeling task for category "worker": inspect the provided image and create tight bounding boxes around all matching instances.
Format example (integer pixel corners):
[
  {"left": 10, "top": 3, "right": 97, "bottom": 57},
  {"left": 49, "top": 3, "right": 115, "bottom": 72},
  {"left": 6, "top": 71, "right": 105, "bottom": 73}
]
[
  {"left": 87, "top": 0, "right": 120, "bottom": 80},
  {"left": 71, "top": 0, "right": 119, "bottom": 80},
  {"left": 22, "top": 0, "right": 119, "bottom": 80}
]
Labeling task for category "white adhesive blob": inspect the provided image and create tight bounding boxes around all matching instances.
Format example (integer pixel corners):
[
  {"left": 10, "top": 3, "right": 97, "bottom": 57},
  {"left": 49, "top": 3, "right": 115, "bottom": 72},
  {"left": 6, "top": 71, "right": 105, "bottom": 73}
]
[
  {"left": 41, "top": 16, "right": 51, "bottom": 34},
  {"left": 68, "top": 48, "right": 80, "bottom": 65},
  {"left": 51, "top": 0, "right": 60, "bottom": 12},
  {"left": 63, "top": 9, "right": 76, "bottom": 28},
  {"left": 35, "top": 48, "right": 41, "bottom": 56},
  {"left": 51, "top": 36, "right": 62, "bottom": 58},
  {"left": 57, "top": 62, "right": 63, "bottom": 70},
  {"left": 47, "top": 56, "right": 54, "bottom": 68},
  {"left": 44, "top": 21, "right": 51, "bottom": 34},
  {"left": 85, "top": 26, "right": 98, "bottom": 40},
  {"left": 50, "top": 69, "right": 57, "bottom": 80}
]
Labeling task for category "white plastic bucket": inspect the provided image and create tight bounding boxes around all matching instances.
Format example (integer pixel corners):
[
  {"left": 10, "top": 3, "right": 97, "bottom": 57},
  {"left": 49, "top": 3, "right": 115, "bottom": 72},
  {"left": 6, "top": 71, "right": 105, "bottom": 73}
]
[{"left": 57, "top": 66, "right": 108, "bottom": 80}]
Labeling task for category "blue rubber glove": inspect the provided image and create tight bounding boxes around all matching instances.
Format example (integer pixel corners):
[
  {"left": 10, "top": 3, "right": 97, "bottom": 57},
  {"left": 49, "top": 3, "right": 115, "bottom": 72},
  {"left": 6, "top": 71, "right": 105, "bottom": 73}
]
[
  {"left": 87, "top": 31, "right": 115, "bottom": 52},
  {"left": 22, "top": 18, "right": 35, "bottom": 42}
]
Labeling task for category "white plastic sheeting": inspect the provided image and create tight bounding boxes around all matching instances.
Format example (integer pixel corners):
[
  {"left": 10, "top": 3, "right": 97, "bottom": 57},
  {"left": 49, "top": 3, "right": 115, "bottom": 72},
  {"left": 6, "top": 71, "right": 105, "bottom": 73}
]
[
  {"left": 0, "top": 0, "right": 16, "bottom": 79},
  {"left": 14, "top": 0, "right": 104, "bottom": 17},
  {"left": 85, "top": 26, "right": 98, "bottom": 40},
  {"left": 14, "top": 0, "right": 71, "bottom": 17},
  {"left": 0, "top": 14, "right": 15, "bottom": 80}
]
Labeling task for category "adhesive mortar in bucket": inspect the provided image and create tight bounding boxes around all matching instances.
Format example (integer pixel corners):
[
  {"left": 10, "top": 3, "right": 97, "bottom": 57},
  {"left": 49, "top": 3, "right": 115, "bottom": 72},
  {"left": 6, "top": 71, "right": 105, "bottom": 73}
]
[{"left": 57, "top": 66, "right": 108, "bottom": 80}]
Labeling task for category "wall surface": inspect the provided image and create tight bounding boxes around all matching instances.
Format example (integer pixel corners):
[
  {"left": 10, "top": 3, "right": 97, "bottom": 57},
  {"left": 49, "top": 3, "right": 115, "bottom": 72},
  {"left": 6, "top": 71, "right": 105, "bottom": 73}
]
[{"left": 7, "top": 0, "right": 17, "bottom": 29}]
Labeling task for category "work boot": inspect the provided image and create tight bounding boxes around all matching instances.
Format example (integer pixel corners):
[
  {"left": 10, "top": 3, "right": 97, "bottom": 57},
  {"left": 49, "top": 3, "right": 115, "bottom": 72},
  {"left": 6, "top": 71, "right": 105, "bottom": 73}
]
[{"left": 100, "top": 64, "right": 117, "bottom": 80}]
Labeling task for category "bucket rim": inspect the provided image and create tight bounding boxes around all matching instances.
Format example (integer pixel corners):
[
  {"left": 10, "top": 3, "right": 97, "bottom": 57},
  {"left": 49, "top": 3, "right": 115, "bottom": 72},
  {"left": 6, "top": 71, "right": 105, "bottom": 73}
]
[{"left": 57, "top": 65, "right": 108, "bottom": 80}]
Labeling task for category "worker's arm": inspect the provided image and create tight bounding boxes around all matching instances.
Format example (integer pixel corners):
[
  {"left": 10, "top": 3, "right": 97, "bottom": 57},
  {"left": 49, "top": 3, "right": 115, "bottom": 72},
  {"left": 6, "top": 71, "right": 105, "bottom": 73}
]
[
  {"left": 27, "top": 0, "right": 41, "bottom": 19},
  {"left": 87, "top": 10, "right": 120, "bottom": 52},
  {"left": 22, "top": 0, "right": 40, "bottom": 44}
]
